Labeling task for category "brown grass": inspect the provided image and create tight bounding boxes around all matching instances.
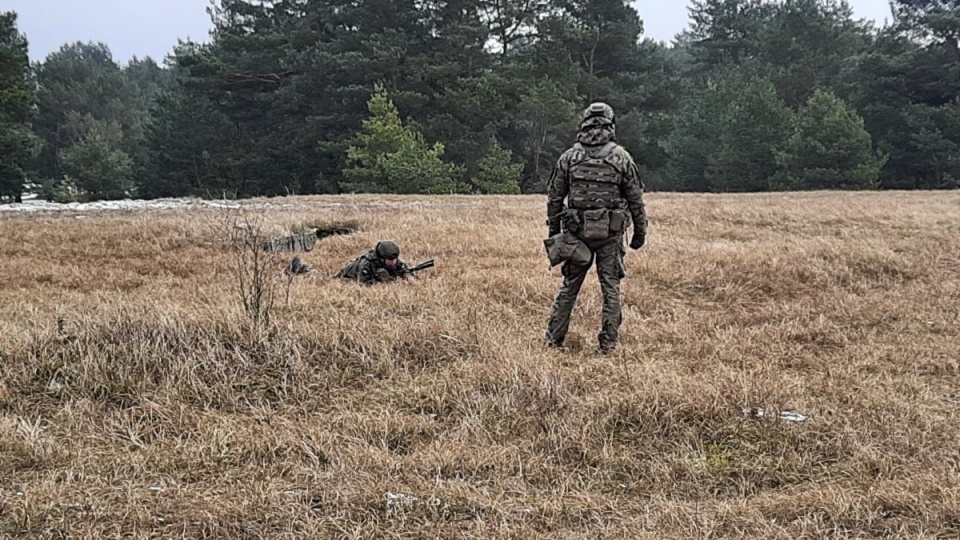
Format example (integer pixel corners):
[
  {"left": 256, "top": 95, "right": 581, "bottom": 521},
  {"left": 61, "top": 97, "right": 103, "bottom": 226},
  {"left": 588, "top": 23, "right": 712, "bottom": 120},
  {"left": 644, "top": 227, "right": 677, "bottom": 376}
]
[{"left": 1, "top": 192, "right": 959, "bottom": 539}]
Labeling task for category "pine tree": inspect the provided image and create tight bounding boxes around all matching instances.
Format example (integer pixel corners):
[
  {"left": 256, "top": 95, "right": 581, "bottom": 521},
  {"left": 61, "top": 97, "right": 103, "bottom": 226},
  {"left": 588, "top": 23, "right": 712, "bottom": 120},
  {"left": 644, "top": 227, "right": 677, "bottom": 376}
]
[
  {"left": 343, "top": 85, "right": 466, "bottom": 194},
  {"left": 778, "top": 90, "right": 884, "bottom": 190},
  {"left": 666, "top": 71, "right": 792, "bottom": 191},
  {"left": 474, "top": 135, "right": 522, "bottom": 194},
  {"left": 0, "top": 12, "right": 40, "bottom": 202},
  {"left": 58, "top": 113, "right": 135, "bottom": 200}
]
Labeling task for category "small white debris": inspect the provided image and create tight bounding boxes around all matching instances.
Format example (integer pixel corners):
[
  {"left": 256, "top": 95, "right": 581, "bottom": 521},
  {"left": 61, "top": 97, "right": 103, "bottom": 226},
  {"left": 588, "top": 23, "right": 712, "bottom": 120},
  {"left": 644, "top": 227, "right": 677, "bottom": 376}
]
[
  {"left": 46, "top": 380, "right": 63, "bottom": 392},
  {"left": 16, "top": 491, "right": 24, "bottom": 497},
  {"left": 743, "top": 407, "right": 808, "bottom": 423},
  {"left": 386, "top": 492, "right": 418, "bottom": 504},
  {"left": 779, "top": 411, "right": 808, "bottom": 423},
  {"left": 148, "top": 486, "right": 164, "bottom": 492},
  {"left": 385, "top": 492, "right": 420, "bottom": 514},
  {"left": 156, "top": 516, "right": 166, "bottom": 523}
]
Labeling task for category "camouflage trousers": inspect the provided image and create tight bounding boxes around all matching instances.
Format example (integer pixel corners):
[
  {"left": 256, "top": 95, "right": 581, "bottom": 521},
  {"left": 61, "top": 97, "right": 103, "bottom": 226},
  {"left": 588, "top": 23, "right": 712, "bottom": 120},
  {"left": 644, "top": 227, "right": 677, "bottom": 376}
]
[{"left": 545, "top": 235, "right": 626, "bottom": 350}]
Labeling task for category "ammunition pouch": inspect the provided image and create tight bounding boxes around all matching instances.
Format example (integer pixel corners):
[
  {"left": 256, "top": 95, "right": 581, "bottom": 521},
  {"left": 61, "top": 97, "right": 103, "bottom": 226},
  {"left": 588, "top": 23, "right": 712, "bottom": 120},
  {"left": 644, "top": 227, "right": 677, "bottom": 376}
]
[
  {"left": 544, "top": 231, "right": 591, "bottom": 268},
  {"left": 581, "top": 208, "right": 610, "bottom": 241},
  {"left": 608, "top": 209, "right": 631, "bottom": 235}
]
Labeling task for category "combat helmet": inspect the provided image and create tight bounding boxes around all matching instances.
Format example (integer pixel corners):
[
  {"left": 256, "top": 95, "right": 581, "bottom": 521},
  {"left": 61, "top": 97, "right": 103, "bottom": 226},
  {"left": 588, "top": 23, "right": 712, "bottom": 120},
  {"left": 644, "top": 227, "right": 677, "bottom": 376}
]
[
  {"left": 580, "top": 102, "right": 615, "bottom": 128},
  {"left": 374, "top": 240, "right": 401, "bottom": 260}
]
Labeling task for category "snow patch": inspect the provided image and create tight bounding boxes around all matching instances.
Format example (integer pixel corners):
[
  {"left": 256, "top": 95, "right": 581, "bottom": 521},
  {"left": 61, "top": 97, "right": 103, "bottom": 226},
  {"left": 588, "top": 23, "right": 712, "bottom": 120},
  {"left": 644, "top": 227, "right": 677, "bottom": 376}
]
[{"left": 0, "top": 198, "right": 241, "bottom": 213}]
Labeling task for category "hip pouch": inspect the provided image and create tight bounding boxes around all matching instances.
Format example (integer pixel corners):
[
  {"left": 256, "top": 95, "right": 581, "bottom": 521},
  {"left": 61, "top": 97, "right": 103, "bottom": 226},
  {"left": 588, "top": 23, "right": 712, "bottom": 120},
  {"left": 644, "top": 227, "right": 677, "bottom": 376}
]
[
  {"left": 581, "top": 208, "right": 610, "bottom": 241},
  {"left": 608, "top": 209, "right": 631, "bottom": 235},
  {"left": 544, "top": 232, "right": 590, "bottom": 268}
]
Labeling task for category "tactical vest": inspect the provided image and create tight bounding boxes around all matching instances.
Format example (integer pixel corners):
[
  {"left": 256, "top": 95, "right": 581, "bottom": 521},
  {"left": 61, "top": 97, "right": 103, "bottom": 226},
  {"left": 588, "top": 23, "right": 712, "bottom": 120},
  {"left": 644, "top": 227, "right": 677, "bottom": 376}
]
[
  {"left": 567, "top": 142, "right": 623, "bottom": 210},
  {"left": 334, "top": 252, "right": 375, "bottom": 280}
]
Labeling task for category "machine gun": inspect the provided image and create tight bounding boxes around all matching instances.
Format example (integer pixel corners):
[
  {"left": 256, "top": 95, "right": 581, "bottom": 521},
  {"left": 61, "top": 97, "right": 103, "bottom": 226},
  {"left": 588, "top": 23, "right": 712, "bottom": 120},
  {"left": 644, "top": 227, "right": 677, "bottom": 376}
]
[{"left": 400, "top": 259, "right": 435, "bottom": 277}]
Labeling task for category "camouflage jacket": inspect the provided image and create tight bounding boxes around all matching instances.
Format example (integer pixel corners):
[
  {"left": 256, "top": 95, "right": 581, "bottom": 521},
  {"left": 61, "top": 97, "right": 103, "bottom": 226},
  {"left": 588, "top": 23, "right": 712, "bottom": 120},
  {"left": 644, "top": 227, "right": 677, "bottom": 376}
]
[
  {"left": 547, "top": 142, "right": 647, "bottom": 235},
  {"left": 334, "top": 251, "right": 410, "bottom": 285}
]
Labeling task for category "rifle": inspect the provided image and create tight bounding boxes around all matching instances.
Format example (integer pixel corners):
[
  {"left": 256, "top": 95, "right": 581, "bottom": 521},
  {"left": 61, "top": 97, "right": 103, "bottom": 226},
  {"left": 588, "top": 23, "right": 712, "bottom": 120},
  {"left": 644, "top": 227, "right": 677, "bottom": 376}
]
[
  {"left": 400, "top": 259, "right": 435, "bottom": 278},
  {"left": 262, "top": 224, "right": 357, "bottom": 253}
]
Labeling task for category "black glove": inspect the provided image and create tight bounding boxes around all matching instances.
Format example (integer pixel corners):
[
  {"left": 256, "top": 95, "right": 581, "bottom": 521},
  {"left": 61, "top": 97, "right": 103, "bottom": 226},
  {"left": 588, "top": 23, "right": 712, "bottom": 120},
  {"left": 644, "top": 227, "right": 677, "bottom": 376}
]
[{"left": 629, "top": 230, "right": 645, "bottom": 250}]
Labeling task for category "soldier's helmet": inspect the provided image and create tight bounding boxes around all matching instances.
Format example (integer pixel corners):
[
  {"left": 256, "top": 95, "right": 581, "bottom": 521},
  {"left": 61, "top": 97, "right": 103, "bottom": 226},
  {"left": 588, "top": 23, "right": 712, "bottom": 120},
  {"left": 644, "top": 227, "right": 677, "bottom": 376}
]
[
  {"left": 580, "top": 102, "right": 615, "bottom": 128},
  {"left": 374, "top": 240, "right": 401, "bottom": 260}
]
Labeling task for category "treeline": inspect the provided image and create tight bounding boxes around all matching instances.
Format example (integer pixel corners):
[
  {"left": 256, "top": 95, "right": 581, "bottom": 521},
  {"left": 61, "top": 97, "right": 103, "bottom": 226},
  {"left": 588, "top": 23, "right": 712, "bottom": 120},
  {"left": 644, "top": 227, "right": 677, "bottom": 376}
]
[{"left": 1, "top": 0, "right": 958, "bottom": 202}]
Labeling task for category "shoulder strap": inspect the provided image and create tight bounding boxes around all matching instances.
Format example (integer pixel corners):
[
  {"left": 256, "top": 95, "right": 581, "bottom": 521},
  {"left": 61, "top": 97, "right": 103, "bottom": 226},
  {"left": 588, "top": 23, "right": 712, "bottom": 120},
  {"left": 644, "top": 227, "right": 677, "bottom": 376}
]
[
  {"left": 567, "top": 143, "right": 587, "bottom": 165},
  {"left": 596, "top": 142, "right": 617, "bottom": 158},
  {"left": 601, "top": 144, "right": 630, "bottom": 176}
]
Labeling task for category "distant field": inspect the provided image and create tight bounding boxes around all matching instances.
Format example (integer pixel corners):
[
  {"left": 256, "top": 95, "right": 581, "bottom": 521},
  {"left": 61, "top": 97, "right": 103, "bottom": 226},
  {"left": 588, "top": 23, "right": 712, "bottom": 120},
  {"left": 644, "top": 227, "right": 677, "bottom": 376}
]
[{"left": 1, "top": 192, "right": 958, "bottom": 539}]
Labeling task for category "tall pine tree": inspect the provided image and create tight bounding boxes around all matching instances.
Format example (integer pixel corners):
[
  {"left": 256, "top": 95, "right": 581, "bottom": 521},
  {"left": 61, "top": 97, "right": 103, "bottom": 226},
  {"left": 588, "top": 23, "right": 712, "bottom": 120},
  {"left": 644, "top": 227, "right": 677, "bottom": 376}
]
[{"left": 0, "top": 12, "right": 40, "bottom": 202}]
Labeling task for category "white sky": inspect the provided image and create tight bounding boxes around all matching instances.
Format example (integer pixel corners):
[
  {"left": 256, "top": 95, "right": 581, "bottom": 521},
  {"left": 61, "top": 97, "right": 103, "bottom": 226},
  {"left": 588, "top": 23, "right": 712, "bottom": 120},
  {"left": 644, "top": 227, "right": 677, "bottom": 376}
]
[{"left": 5, "top": 0, "right": 896, "bottom": 64}]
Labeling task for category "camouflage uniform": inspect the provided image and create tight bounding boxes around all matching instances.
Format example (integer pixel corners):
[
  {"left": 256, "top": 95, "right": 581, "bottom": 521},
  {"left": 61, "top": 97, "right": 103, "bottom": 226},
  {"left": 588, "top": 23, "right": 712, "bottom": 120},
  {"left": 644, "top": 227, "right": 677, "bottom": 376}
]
[
  {"left": 545, "top": 103, "right": 647, "bottom": 352},
  {"left": 335, "top": 240, "right": 410, "bottom": 285}
]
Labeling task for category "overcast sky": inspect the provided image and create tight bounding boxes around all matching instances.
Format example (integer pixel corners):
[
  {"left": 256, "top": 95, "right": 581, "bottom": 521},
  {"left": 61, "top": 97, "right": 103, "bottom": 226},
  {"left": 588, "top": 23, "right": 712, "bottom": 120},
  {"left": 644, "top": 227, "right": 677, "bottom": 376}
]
[{"left": 7, "top": 0, "right": 895, "bottom": 64}]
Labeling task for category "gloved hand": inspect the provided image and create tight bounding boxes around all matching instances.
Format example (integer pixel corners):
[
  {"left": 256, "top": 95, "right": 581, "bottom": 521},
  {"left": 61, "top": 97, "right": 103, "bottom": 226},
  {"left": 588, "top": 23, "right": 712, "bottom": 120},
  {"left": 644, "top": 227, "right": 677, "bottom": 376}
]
[{"left": 629, "top": 230, "right": 645, "bottom": 250}]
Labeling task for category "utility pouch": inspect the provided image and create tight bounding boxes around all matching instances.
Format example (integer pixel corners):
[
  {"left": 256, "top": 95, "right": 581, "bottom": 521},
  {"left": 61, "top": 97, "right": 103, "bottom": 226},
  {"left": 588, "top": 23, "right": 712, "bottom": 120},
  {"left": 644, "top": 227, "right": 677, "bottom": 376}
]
[
  {"left": 544, "top": 232, "right": 590, "bottom": 268},
  {"left": 581, "top": 208, "right": 610, "bottom": 241},
  {"left": 608, "top": 209, "right": 631, "bottom": 235}
]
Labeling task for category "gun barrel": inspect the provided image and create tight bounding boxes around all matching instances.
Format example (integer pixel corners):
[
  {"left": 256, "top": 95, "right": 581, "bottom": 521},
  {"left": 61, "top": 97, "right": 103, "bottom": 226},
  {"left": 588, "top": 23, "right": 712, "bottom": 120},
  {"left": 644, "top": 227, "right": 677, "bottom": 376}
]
[{"left": 406, "top": 259, "right": 435, "bottom": 273}]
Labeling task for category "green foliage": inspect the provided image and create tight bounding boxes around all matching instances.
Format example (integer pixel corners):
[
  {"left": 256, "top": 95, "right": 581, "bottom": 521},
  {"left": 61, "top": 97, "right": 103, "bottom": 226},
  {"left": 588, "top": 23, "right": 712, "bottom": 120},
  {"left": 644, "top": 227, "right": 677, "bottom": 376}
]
[
  {"left": 343, "top": 85, "right": 466, "bottom": 194},
  {"left": 893, "top": 0, "right": 960, "bottom": 47},
  {"left": 9, "top": 0, "right": 960, "bottom": 197},
  {"left": 777, "top": 90, "right": 885, "bottom": 190},
  {"left": 666, "top": 71, "right": 793, "bottom": 191},
  {"left": 31, "top": 42, "right": 168, "bottom": 199},
  {"left": 58, "top": 114, "right": 134, "bottom": 200},
  {"left": 142, "top": 87, "right": 228, "bottom": 198},
  {"left": 516, "top": 80, "right": 579, "bottom": 192},
  {"left": 685, "top": 0, "right": 771, "bottom": 68},
  {"left": 474, "top": 135, "right": 523, "bottom": 194},
  {"left": 707, "top": 73, "right": 794, "bottom": 192},
  {"left": 0, "top": 11, "right": 40, "bottom": 202},
  {"left": 758, "top": 0, "right": 872, "bottom": 107},
  {"left": 38, "top": 176, "right": 84, "bottom": 203},
  {"left": 844, "top": 1, "right": 960, "bottom": 189}
]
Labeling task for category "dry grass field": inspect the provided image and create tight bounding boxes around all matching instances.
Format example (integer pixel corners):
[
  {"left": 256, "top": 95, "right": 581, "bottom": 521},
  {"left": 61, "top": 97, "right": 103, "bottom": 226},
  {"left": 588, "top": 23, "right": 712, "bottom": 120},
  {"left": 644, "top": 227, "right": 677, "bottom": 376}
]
[{"left": 1, "top": 191, "right": 958, "bottom": 539}]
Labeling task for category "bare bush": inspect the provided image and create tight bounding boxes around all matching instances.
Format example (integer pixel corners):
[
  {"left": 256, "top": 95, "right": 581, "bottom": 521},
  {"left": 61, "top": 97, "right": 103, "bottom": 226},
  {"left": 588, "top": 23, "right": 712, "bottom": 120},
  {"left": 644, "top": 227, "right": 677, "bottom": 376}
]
[{"left": 210, "top": 205, "right": 284, "bottom": 329}]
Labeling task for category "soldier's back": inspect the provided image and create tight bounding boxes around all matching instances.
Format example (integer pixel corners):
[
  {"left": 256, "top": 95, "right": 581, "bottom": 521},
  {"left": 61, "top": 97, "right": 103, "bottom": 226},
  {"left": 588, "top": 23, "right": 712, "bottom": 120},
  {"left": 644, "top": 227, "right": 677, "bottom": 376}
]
[{"left": 335, "top": 251, "right": 374, "bottom": 280}]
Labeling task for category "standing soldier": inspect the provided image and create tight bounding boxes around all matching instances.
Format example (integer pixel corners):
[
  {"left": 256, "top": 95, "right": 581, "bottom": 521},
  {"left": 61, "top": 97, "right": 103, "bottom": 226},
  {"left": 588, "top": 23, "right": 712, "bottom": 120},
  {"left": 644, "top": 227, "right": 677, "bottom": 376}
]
[{"left": 544, "top": 102, "right": 647, "bottom": 353}]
